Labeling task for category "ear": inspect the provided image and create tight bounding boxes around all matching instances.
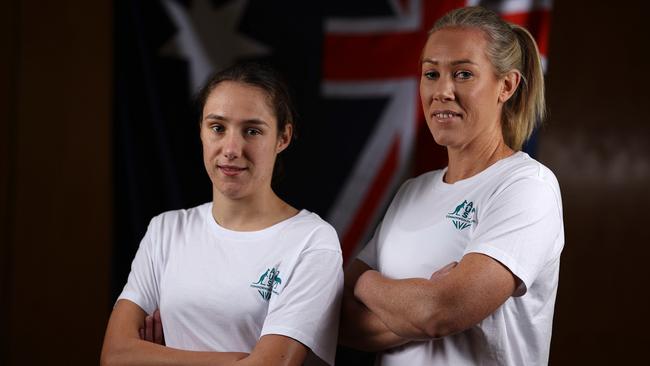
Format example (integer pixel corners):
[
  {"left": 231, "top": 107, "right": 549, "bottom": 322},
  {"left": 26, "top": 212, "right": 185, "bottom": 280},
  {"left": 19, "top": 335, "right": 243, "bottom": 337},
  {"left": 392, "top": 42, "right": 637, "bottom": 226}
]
[
  {"left": 498, "top": 70, "right": 521, "bottom": 103},
  {"left": 276, "top": 123, "right": 293, "bottom": 153}
]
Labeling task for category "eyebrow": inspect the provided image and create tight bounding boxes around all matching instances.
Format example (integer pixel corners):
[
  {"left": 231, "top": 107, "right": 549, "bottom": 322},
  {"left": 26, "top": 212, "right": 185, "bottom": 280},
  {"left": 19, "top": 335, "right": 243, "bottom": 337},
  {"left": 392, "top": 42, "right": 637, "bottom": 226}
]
[
  {"left": 203, "top": 113, "right": 270, "bottom": 126},
  {"left": 421, "top": 58, "right": 477, "bottom": 66}
]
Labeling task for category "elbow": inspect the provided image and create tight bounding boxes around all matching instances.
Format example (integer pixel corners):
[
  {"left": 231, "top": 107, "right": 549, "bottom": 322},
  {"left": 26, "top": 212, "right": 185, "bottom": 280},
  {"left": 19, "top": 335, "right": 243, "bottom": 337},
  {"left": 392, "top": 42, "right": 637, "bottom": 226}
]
[
  {"left": 100, "top": 341, "right": 129, "bottom": 366},
  {"left": 99, "top": 350, "right": 116, "bottom": 366},
  {"left": 100, "top": 349, "right": 131, "bottom": 366}
]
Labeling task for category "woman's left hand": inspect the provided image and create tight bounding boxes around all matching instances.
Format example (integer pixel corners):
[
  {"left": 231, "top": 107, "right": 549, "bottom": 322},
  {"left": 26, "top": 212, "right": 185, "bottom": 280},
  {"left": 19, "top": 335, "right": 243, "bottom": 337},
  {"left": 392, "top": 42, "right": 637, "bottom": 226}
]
[{"left": 140, "top": 309, "right": 165, "bottom": 345}]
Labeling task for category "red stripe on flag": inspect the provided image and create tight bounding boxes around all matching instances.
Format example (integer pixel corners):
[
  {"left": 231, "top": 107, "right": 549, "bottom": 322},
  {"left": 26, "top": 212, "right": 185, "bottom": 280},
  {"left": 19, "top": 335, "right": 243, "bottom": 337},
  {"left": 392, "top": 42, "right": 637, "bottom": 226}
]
[
  {"left": 420, "top": 0, "right": 467, "bottom": 34},
  {"left": 323, "top": 0, "right": 466, "bottom": 81},
  {"left": 324, "top": 34, "right": 425, "bottom": 80},
  {"left": 341, "top": 137, "right": 400, "bottom": 262}
]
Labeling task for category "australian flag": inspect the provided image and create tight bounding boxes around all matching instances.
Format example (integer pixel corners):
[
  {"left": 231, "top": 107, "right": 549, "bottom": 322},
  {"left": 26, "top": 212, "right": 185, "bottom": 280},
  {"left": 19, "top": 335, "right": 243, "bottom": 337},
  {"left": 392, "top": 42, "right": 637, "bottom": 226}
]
[{"left": 114, "top": 0, "right": 551, "bottom": 299}]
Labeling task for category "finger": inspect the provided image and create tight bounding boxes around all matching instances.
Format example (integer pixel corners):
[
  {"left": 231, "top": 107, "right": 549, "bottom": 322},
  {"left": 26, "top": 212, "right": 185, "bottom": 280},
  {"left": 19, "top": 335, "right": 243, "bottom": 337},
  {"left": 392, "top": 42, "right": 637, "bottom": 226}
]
[
  {"left": 154, "top": 310, "right": 164, "bottom": 345},
  {"left": 145, "top": 315, "right": 154, "bottom": 342}
]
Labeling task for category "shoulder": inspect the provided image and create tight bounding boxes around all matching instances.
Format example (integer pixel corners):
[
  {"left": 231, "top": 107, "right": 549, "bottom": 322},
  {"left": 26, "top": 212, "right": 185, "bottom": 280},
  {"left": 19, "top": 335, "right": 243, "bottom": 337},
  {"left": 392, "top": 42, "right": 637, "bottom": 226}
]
[
  {"left": 403, "top": 169, "right": 444, "bottom": 192},
  {"left": 501, "top": 153, "right": 560, "bottom": 195},
  {"left": 284, "top": 210, "right": 341, "bottom": 254},
  {"left": 146, "top": 202, "right": 211, "bottom": 238},
  {"left": 376, "top": 168, "right": 446, "bottom": 220},
  {"left": 489, "top": 153, "right": 562, "bottom": 214},
  {"left": 392, "top": 169, "right": 445, "bottom": 204},
  {"left": 502, "top": 152, "right": 559, "bottom": 186}
]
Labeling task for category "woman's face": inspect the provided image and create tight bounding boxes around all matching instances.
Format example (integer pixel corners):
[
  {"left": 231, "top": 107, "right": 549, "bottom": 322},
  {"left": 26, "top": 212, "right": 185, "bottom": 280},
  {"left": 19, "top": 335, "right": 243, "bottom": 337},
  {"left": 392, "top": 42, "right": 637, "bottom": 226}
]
[
  {"left": 419, "top": 27, "right": 512, "bottom": 151},
  {"left": 200, "top": 81, "right": 291, "bottom": 200}
]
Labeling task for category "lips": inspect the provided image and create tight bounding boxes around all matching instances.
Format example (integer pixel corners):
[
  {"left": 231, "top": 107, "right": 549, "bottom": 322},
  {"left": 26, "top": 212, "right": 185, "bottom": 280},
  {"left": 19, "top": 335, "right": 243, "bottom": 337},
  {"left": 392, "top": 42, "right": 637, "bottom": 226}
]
[{"left": 218, "top": 164, "right": 247, "bottom": 177}]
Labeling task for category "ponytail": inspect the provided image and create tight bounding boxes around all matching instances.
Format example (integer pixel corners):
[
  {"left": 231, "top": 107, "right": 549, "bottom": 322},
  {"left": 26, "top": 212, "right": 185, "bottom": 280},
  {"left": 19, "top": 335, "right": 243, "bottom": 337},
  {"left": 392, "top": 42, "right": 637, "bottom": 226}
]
[{"left": 503, "top": 25, "right": 545, "bottom": 150}]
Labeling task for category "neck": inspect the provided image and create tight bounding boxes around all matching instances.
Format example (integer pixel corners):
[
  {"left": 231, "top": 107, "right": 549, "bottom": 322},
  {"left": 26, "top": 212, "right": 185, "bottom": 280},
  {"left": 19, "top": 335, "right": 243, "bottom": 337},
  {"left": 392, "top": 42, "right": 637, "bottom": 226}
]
[
  {"left": 445, "top": 136, "right": 514, "bottom": 184},
  {"left": 211, "top": 186, "right": 297, "bottom": 231}
]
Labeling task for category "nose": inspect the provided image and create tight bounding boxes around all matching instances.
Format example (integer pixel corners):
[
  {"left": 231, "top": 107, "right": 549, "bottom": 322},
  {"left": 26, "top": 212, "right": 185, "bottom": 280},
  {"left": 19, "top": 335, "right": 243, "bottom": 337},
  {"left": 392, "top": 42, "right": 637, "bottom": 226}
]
[
  {"left": 222, "top": 131, "right": 243, "bottom": 161},
  {"left": 432, "top": 76, "right": 455, "bottom": 103}
]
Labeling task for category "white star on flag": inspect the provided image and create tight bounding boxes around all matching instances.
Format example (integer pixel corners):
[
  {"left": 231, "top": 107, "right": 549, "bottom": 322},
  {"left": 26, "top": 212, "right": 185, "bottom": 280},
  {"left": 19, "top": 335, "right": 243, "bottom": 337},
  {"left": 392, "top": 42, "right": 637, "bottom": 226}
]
[{"left": 161, "top": 0, "right": 270, "bottom": 93}]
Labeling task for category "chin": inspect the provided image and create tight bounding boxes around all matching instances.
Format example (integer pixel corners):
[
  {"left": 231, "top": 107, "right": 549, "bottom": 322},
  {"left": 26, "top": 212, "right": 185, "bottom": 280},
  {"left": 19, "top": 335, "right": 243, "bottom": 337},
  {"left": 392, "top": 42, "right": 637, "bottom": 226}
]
[
  {"left": 215, "top": 183, "right": 249, "bottom": 200},
  {"left": 430, "top": 133, "right": 453, "bottom": 148}
]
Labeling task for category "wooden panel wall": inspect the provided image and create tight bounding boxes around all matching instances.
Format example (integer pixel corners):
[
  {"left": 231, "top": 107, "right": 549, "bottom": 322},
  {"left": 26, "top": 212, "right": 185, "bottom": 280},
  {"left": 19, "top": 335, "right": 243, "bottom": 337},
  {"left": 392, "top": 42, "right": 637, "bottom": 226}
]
[
  {"left": 543, "top": 1, "right": 650, "bottom": 364},
  {"left": 1, "top": 1, "right": 112, "bottom": 364}
]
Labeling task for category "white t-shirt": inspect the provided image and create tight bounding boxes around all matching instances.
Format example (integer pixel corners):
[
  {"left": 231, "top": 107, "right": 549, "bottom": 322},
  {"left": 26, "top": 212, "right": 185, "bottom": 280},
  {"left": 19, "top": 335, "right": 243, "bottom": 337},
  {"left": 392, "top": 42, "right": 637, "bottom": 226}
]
[
  {"left": 118, "top": 202, "right": 343, "bottom": 366},
  {"left": 358, "top": 152, "right": 564, "bottom": 366}
]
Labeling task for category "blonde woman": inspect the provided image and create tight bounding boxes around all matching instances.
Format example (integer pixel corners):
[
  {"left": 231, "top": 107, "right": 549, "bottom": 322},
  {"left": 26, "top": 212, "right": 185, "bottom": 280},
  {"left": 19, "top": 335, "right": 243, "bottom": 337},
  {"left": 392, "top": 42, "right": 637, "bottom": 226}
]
[{"left": 340, "top": 7, "right": 563, "bottom": 366}]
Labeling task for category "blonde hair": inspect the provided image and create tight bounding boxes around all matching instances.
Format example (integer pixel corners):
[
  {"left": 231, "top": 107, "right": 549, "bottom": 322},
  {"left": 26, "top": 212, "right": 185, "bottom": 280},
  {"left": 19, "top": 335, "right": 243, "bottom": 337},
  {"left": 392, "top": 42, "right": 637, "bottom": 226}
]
[{"left": 429, "top": 6, "right": 546, "bottom": 150}]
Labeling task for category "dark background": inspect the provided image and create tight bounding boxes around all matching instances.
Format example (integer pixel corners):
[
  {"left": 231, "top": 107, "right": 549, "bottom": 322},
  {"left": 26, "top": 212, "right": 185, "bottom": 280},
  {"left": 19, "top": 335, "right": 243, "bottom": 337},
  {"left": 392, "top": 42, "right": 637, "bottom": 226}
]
[{"left": 2, "top": 0, "right": 650, "bottom": 365}]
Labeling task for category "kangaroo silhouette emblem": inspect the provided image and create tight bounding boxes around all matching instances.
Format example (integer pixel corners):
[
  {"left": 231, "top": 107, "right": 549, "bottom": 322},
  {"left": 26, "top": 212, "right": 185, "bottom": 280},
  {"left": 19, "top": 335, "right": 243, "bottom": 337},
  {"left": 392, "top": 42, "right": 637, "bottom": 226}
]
[
  {"left": 447, "top": 199, "right": 477, "bottom": 231},
  {"left": 251, "top": 267, "right": 282, "bottom": 301},
  {"left": 450, "top": 200, "right": 468, "bottom": 215},
  {"left": 254, "top": 269, "right": 269, "bottom": 285}
]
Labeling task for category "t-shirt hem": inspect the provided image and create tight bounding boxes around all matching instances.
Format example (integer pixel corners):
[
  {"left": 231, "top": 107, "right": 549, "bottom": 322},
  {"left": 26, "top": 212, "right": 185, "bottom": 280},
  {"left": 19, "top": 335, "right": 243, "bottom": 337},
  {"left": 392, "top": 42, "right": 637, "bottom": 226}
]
[{"left": 260, "top": 325, "right": 333, "bottom": 366}]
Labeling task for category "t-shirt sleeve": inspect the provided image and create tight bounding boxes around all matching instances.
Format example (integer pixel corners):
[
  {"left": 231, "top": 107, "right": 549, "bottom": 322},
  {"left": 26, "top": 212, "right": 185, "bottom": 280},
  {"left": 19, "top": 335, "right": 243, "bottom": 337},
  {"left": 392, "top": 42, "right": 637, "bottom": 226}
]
[
  {"left": 465, "top": 177, "right": 563, "bottom": 297},
  {"left": 260, "top": 228, "right": 343, "bottom": 366},
  {"left": 357, "top": 177, "right": 415, "bottom": 269},
  {"left": 116, "top": 218, "right": 161, "bottom": 315},
  {"left": 356, "top": 224, "right": 380, "bottom": 269}
]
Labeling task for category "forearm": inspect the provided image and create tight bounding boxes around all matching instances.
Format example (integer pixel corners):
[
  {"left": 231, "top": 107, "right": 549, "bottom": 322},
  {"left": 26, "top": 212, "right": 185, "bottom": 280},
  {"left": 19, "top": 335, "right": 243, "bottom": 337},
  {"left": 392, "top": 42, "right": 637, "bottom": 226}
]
[
  {"left": 104, "top": 300, "right": 308, "bottom": 366},
  {"left": 101, "top": 338, "right": 247, "bottom": 366},
  {"left": 354, "top": 270, "right": 450, "bottom": 339},
  {"left": 102, "top": 300, "right": 248, "bottom": 366},
  {"left": 338, "top": 289, "right": 408, "bottom": 352}
]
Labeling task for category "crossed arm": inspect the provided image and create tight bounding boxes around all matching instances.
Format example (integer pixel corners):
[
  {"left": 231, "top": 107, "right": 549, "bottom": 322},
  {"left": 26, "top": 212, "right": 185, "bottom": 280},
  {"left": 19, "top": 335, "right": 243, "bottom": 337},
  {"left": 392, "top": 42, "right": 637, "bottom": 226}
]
[
  {"left": 339, "top": 253, "right": 518, "bottom": 351},
  {"left": 100, "top": 299, "right": 307, "bottom": 366}
]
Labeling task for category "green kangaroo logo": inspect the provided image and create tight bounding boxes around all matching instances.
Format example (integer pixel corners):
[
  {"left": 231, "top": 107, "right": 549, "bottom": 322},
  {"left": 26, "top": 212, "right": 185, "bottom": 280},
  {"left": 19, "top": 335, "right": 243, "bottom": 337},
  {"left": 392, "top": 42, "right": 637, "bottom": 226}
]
[
  {"left": 450, "top": 200, "right": 467, "bottom": 215},
  {"left": 254, "top": 269, "right": 269, "bottom": 285}
]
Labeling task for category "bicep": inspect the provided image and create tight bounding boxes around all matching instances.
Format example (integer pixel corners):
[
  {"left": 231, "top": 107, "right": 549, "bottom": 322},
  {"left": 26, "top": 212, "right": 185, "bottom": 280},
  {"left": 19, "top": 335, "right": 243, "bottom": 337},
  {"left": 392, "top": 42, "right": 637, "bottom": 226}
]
[
  {"left": 102, "top": 300, "right": 147, "bottom": 355},
  {"left": 433, "top": 253, "right": 517, "bottom": 333}
]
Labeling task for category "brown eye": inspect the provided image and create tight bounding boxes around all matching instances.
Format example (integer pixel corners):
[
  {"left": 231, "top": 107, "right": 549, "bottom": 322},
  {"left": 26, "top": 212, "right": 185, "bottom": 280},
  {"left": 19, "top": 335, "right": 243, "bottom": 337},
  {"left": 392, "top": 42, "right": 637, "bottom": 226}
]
[
  {"left": 246, "top": 128, "right": 262, "bottom": 136},
  {"left": 424, "top": 70, "right": 439, "bottom": 80}
]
